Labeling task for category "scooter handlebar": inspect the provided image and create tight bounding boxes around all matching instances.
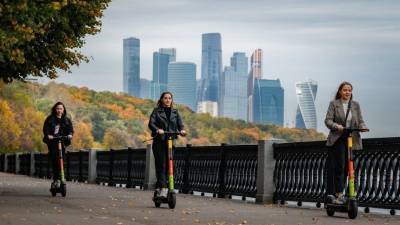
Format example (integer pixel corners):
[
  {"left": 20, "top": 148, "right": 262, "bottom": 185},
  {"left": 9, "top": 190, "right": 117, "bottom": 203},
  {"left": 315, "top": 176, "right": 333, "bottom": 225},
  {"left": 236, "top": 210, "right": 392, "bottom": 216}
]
[{"left": 343, "top": 128, "right": 370, "bottom": 132}]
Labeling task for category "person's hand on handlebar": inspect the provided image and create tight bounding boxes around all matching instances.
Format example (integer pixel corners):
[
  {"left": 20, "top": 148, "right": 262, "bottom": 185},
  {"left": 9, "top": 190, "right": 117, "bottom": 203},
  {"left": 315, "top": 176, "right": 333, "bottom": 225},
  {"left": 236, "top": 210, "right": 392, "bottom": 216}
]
[
  {"left": 67, "top": 134, "right": 73, "bottom": 139},
  {"left": 48, "top": 135, "right": 54, "bottom": 140},
  {"left": 157, "top": 129, "right": 165, "bottom": 135},
  {"left": 334, "top": 124, "right": 344, "bottom": 131},
  {"left": 180, "top": 130, "right": 187, "bottom": 136}
]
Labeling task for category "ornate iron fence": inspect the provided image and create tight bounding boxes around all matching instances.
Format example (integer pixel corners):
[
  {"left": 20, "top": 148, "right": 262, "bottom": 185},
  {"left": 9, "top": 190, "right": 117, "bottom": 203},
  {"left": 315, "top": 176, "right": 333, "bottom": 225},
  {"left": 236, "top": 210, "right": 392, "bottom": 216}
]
[
  {"left": 273, "top": 137, "right": 400, "bottom": 210},
  {"left": 174, "top": 144, "right": 258, "bottom": 198}
]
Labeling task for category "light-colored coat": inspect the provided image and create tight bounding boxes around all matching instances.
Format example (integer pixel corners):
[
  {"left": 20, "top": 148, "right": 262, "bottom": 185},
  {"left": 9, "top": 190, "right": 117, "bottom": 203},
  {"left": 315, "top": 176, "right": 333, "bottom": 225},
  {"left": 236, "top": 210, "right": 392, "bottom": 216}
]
[{"left": 325, "top": 99, "right": 368, "bottom": 150}]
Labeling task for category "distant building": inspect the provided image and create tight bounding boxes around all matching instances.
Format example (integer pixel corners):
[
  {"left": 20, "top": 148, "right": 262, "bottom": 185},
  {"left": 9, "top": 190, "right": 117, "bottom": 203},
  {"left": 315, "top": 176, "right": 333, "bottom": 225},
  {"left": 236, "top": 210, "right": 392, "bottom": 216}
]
[
  {"left": 167, "top": 62, "right": 197, "bottom": 111},
  {"left": 139, "top": 78, "right": 151, "bottom": 99},
  {"left": 200, "top": 33, "right": 222, "bottom": 102},
  {"left": 123, "top": 37, "right": 140, "bottom": 97},
  {"left": 247, "top": 49, "right": 263, "bottom": 122},
  {"left": 197, "top": 101, "right": 218, "bottom": 117},
  {"left": 219, "top": 52, "right": 248, "bottom": 120},
  {"left": 159, "top": 48, "right": 176, "bottom": 62},
  {"left": 253, "top": 79, "right": 284, "bottom": 126},
  {"left": 295, "top": 79, "right": 318, "bottom": 129},
  {"left": 152, "top": 52, "right": 170, "bottom": 99}
]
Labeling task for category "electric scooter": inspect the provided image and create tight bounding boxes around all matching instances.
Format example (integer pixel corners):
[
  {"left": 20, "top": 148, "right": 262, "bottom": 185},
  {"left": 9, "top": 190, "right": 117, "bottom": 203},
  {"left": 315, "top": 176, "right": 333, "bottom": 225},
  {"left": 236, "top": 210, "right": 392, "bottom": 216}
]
[
  {"left": 49, "top": 135, "right": 69, "bottom": 197},
  {"left": 151, "top": 131, "right": 183, "bottom": 209},
  {"left": 325, "top": 128, "right": 369, "bottom": 219}
]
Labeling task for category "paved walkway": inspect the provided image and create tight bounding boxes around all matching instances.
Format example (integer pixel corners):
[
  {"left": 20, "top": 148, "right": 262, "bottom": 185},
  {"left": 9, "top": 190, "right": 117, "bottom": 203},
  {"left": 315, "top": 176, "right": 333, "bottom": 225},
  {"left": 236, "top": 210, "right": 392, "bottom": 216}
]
[{"left": 0, "top": 172, "right": 398, "bottom": 225}]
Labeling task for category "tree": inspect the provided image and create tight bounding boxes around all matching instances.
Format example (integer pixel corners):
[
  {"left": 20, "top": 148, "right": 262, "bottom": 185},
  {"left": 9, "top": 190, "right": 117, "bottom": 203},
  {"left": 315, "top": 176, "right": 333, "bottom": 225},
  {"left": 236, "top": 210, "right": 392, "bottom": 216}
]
[
  {"left": 0, "top": 1, "right": 110, "bottom": 82},
  {"left": 0, "top": 99, "right": 21, "bottom": 152},
  {"left": 71, "top": 121, "right": 94, "bottom": 150}
]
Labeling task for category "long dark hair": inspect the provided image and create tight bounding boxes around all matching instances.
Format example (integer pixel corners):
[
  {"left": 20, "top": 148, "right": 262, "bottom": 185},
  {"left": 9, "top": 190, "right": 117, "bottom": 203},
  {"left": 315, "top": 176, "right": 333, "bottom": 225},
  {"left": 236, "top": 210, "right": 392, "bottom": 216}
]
[
  {"left": 157, "top": 92, "right": 174, "bottom": 108},
  {"left": 335, "top": 81, "right": 353, "bottom": 100},
  {"left": 51, "top": 102, "right": 67, "bottom": 118}
]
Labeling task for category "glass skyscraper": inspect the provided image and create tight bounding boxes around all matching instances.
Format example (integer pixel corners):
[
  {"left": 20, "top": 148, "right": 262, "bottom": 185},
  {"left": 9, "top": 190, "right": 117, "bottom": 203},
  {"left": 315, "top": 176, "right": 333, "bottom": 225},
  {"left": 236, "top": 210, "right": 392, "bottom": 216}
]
[
  {"left": 200, "top": 33, "right": 222, "bottom": 102},
  {"left": 295, "top": 79, "right": 318, "bottom": 129},
  {"left": 123, "top": 37, "right": 140, "bottom": 97},
  {"left": 159, "top": 48, "right": 176, "bottom": 62},
  {"left": 219, "top": 52, "right": 248, "bottom": 120},
  {"left": 167, "top": 62, "right": 197, "bottom": 111},
  {"left": 140, "top": 78, "right": 151, "bottom": 99},
  {"left": 152, "top": 52, "right": 170, "bottom": 100},
  {"left": 247, "top": 49, "right": 263, "bottom": 122},
  {"left": 253, "top": 79, "right": 284, "bottom": 126}
]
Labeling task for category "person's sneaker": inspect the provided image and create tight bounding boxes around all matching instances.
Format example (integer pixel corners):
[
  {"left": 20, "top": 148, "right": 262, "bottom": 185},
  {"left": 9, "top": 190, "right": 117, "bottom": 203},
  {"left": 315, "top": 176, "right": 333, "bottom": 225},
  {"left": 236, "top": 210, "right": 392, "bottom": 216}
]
[
  {"left": 51, "top": 181, "right": 57, "bottom": 189},
  {"left": 333, "top": 193, "right": 345, "bottom": 204},
  {"left": 160, "top": 188, "right": 168, "bottom": 198},
  {"left": 55, "top": 180, "right": 61, "bottom": 188}
]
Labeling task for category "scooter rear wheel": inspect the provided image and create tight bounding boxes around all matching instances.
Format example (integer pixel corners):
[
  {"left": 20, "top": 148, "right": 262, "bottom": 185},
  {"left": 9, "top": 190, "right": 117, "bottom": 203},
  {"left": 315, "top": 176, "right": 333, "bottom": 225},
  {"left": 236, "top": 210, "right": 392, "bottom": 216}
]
[
  {"left": 51, "top": 190, "right": 57, "bottom": 197},
  {"left": 168, "top": 192, "right": 176, "bottom": 209},
  {"left": 326, "top": 208, "right": 335, "bottom": 217}
]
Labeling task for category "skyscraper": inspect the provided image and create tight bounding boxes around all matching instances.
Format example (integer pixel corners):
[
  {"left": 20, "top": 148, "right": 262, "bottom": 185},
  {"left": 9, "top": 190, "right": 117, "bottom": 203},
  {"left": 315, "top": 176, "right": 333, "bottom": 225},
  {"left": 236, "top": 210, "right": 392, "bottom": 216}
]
[
  {"left": 167, "top": 62, "right": 197, "bottom": 111},
  {"left": 159, "top": 48, "right": 176, "bottom": 62},
  {"left": 140, "top": 78, "right": 151, "bottom": 99},
  {"left": 200, "top": 33, "right": 222, "bottom": 102},
  {"left": 253, "top": 79, "right": 284, "bottom": 126},
  {"left": 295, "top": 79, "right": 318, "bottom": 129},
  {"left": 219, "top": 52, "right": 248, "bottom": 120},
  {"left": 123, "top": 37, "right": 140, "bottom": 97},
  {"left": 152, "top": 52, "right": 170, "bottom": 99},
  {"left": 247, "top": 49, "right": 263, "bottom": 122}
]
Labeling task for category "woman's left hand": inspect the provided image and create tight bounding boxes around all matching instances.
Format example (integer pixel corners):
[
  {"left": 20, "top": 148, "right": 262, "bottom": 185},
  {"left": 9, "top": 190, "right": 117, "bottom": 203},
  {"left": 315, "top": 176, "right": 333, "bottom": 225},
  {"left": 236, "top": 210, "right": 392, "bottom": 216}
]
[{"left": 68, "top": 134, "right": 73, "bottom": 139}]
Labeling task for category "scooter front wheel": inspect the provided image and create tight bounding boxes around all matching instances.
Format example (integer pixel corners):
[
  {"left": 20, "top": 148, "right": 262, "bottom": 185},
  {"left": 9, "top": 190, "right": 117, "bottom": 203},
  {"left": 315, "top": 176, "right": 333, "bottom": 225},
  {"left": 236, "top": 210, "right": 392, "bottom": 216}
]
[
  {"left": 348, "top": 199, "right": 358, "bottom": 219},
  {"left": 61, "top": 184, "right": 67, "bottom": 197},
  {"left": 168, "top": 192, "right": 176, "bottom": 209}
]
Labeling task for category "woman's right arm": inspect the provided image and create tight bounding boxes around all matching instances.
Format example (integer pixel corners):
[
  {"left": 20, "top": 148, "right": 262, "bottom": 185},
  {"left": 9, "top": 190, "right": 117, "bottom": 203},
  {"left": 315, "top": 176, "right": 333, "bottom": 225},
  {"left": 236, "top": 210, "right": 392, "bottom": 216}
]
[
  {"left": 325, "top": 101, "right": 340, "bottom": 130},
  {"left": 148, "top": 109, "right": 159, "bottom": 134}
]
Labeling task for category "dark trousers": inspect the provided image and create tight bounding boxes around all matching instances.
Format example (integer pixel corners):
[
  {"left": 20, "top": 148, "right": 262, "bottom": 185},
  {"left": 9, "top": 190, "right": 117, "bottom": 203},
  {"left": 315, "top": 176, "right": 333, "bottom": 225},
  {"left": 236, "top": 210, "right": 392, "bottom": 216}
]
[
  {"left": 152, "top": 140, "right": 170, "bottom": 188},
  {"left": 327, "top": 135, "right": 348, "bottom": 195},
  {"left": 47, "top": 141, "right": 65, "bottom": 182}
]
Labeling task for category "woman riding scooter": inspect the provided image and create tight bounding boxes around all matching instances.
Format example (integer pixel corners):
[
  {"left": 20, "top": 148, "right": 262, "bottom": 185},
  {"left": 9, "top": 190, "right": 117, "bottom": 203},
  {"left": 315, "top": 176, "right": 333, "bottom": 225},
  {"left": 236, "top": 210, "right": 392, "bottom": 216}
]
[
  {"left": 43, "top": 102, "right": 74, "bottom": 189},
  {"left": 148, "top": 92, "right": 186, "bottom": 198},
  {"left": 325, "top": 82, "right": 368, "bottom": 204}
]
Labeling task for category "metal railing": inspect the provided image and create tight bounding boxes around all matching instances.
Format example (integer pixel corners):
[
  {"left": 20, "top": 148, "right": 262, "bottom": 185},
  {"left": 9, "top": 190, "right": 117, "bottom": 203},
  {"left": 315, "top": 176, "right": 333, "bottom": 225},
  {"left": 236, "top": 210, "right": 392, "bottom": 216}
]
[{"left": 273, "top": 137, "right": 400, "bottom": 210}]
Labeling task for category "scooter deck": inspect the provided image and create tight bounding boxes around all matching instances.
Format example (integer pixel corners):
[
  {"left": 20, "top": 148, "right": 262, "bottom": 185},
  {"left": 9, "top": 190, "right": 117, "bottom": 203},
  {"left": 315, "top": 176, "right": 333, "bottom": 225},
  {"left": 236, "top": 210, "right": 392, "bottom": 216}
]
[{"left": 325, "top": 202, "right": 350, "bottom": 213}]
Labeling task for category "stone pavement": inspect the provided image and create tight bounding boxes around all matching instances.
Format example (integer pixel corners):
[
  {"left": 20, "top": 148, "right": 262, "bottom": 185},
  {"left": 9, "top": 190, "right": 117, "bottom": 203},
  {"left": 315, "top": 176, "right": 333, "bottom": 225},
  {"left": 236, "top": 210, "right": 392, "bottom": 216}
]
[{"left": 0, "top": 172, "right": 398, "bottom": 225}]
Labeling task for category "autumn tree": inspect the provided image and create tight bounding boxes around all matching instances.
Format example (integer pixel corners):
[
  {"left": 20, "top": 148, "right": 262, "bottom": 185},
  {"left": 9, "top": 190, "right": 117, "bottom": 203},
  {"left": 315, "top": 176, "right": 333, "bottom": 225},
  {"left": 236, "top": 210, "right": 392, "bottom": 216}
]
[
  {"left": 0, "top": 99, "right": 21, "bottom": 152},
  {"left": 0, "top": 0, "right": 110, "bottom": 82},
  {"left": 71, "top": 121, "right": 94, "bottom": 150}
]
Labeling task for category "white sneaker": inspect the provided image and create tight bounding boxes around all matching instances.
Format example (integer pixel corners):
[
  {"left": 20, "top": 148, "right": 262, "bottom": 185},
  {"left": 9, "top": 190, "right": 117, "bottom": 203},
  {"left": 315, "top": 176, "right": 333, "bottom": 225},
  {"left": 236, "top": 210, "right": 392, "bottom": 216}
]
[{"left": 160, "top": 188, "right": 168, "bottom": 198}]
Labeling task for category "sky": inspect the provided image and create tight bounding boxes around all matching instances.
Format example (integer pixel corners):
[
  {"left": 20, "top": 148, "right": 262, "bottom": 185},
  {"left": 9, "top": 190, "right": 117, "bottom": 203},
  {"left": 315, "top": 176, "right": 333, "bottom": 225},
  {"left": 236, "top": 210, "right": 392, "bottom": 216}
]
[{"left": 50, "top": 0, "right": 400, "bottom": 138}]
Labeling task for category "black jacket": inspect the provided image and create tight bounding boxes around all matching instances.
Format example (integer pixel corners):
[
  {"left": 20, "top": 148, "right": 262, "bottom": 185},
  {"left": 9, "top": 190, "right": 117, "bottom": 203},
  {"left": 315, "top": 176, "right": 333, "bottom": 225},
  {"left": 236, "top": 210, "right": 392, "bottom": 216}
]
[
  {"left": 43, "top": 115, "right": 74, "bottom": 146},
  {"left": 148, "top": 107, "right": 184, "bottom": 141}
]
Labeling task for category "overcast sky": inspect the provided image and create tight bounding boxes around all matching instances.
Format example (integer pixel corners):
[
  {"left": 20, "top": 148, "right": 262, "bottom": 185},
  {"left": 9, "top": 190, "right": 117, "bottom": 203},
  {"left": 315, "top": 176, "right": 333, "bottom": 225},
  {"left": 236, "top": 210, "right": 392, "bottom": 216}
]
[{"left": 51, "top": 0, "right": 400, "bottom": 138}]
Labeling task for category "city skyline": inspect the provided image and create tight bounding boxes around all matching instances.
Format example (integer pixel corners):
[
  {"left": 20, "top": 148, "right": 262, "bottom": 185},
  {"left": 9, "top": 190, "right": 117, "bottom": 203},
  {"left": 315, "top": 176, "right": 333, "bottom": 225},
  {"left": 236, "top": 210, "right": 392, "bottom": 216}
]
[{"left": 53, "top": 0, "right": 400, "bottom": 138}]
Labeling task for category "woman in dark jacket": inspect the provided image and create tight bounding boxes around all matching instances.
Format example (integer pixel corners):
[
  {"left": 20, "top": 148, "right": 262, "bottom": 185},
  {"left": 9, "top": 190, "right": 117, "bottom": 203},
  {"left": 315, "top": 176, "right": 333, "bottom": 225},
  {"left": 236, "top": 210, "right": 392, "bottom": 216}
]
[
  {"left": 148, "top": 92, "right": 186, "bottom": 198},
  {"left": 43, "top": 102, "right": 74, "bottom": 187},
  {"left": 325, "top": 82, "right": 368, "bottom": 203}
]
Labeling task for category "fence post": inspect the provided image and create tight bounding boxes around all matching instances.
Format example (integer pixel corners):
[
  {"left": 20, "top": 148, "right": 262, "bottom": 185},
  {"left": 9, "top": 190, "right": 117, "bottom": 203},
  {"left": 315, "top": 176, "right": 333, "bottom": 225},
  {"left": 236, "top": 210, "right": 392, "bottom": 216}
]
[
  {"left": 15, "top": 153, "right": 21, "bottom": 174},
  {"left": 126, "top": 147, "right": 133, "bottom": 188},
  {"left": 218, "top": 143, "right": 227, "bottom": 198},
  {"left": 30, "top": 152, "right": 36, "bottom": 176},
  {"left": 4, "top": 153, "right": 8, "bottom": 172},
  {"left": 88, "top": 149, "right": 97, "bottom": 184},
  {"left": 108, "top": 149, "right": 114, "bottom": 186},
  {"left": 181, "top": 144, "right": 191, "bottom": 194},
  {"left": 143, "top": 144, "right": 156, "bottom": 190},
  {"left": 256, "top": 139, "right": 285, "bottom": 204}
]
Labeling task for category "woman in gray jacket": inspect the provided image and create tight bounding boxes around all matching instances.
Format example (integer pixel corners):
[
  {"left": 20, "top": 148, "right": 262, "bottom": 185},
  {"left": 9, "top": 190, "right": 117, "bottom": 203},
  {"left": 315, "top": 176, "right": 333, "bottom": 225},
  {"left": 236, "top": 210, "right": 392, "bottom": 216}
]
[{"left": 325, "top": 81, "right": 368, "bottom": 203}]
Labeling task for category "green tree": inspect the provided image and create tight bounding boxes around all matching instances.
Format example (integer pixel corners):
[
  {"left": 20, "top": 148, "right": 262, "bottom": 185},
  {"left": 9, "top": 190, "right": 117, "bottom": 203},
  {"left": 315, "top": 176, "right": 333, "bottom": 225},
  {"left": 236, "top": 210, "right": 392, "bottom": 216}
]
[{"left": 0, "top": 0, "right": 110, "bottom": 82}]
